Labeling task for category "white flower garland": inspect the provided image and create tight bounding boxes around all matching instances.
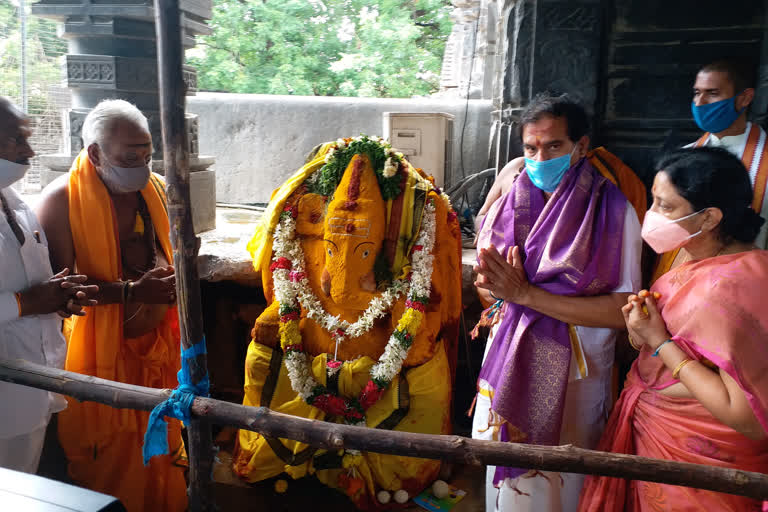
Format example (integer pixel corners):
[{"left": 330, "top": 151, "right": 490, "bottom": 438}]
[{"left": 272, "top": 199, "right": 438, "bottom": 407}]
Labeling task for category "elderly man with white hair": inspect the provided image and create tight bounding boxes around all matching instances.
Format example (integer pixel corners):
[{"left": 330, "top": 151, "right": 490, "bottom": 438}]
[
  {"left": 36, "top": 99, "right": 187, "bottom": 512},
  {"left": 0, "top": 97, "right": 96, "bottom": 474}
]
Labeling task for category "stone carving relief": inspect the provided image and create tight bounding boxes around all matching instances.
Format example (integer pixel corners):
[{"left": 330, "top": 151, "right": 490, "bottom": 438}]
[
  {"left": 68, "top": 112, "right": 85, "bottom": 155},
  {"left": 186, "top": 116, "right": 199, "bottom": 156},
  {"left": 183, "top": 68, "right": 198, "bottom": 94},
  {"left": 535, "top": 35, "right": 598, "bottom": 105},
  {"left": 540, "top": 5, "right": 599, "bottom": 31},
  {"left": 67, "top": 57, "right": 116, "bottom": 86}
]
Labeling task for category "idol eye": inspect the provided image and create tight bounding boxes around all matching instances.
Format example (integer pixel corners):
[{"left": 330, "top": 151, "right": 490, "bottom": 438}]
[
  {"left": 361, "top": 249, "right": 370, "bottom": 259},
  {"left": 327, "top": 247, "right": 333, "bottom": 257}
]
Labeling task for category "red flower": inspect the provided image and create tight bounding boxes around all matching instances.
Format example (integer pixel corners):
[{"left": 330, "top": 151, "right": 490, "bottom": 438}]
[
  {"left": 411, "top": 244, "right": 424, "bottom": 253},
  {"left": 312, "top": 394, "right": 348, "bottom": 417},
  {"left": 332, "top": 328, "right": 346, "bottom": 339},
  {"left": 280, "top": 312, "right": 300, "bottom": 323},
  {"left": 448, "top": 210, "right": 458, "bottom": 222},
  {"left": 284, "top": 344, "right": 303, "bottom": 352},
  {"left": 325, "top": 395, "right": 348, "bottom": 416},
  {"left": 327, "top": 360, "right": 342, "bottom": 369},
  {"left": 346, "top": 408, "right": 364, "bottom": 420},
  {"left": 269, "top": 257, "right": 292, "bottom": 272},
  {"left": 283, "top": 204, "right": 298, "bottom": 218},
  {"left": 313, "top": 394, "right": 330, "bottom": 410},
  {"left": 405, "top": 299, "right": 425, "bottom": 312},
  {"left": 359, "top": 380, "right": 386, "bottom": 410},
  {"left": 289, "top": 271, "right": 306, "bottom": 282}
]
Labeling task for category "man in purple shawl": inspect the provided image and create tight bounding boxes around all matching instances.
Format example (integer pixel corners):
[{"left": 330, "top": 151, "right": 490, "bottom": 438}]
[{"left": 471, "top": 93, "right": 642, "bottom": 512}]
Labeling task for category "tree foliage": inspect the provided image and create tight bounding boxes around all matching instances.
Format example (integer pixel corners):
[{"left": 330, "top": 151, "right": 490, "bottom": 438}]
[
  {"left": 187, "top": 0, "right": 453, "bottom": 98},
  {"left": 0, "top": 1, "right": 66, "bottom": 115}
]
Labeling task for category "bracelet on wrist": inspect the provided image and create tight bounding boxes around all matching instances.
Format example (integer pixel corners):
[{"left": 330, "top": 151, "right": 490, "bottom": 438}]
[
  {"left": 652, "top": 338, "right": 673, "bottom": 357},
  {"left": 672, "top": 358, "right": 693, "bottom": 379},
  {"left": 121, "top": 281, "right": 131, "bottom": 303},
  {"left": 628, "top": 335, "right": 641, "bottom": 351}
]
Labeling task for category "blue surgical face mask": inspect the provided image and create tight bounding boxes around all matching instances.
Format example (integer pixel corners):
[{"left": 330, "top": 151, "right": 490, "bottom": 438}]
[
  {"left": 691, "top": 94, "right": 745, "bottom": 134},
  {"left": 524, "top": 145, "right": 577, "bottom": 193}
]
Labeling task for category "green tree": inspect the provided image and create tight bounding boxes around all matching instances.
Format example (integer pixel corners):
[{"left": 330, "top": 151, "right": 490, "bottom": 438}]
[
  {"left": 186, "top": 0, "right": 453, "bottom": 98},
  {"left": 0, "top": 1, "right": 66, "bottom": 115}
]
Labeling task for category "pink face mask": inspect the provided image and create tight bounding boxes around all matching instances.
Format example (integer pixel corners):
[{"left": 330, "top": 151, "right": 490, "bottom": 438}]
[{"left": 641, "top": 209, "right": 706, "bottom": 254}]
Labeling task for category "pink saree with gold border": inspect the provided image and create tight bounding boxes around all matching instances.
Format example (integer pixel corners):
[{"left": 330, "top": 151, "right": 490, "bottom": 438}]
[{"left": 579, "top": 251, "right": 768, "bottom": 512}]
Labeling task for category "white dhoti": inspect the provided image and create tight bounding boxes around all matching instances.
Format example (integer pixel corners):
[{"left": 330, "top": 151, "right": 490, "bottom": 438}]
[
  {"left": 471, "top": 204, "right": 641, "bottom": 511},
  {"left": 473, "top": 368, "right": 610, "bottom": 512},
  {"left": 0, "top": 420, "right": 48, "bottom": 474}
]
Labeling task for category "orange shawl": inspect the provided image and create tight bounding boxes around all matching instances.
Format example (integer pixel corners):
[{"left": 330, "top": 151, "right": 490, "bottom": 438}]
[
  {"left": 588, "top": 146, "right": 647, "bottom": 223},
  {"left": 57, "top": 150, "right": 186, "bottom": 512}
]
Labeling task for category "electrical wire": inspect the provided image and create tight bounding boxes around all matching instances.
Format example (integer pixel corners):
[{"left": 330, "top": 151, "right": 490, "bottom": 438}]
[{"left": 458, "top": 11, "right": 481, "bottom": 181}]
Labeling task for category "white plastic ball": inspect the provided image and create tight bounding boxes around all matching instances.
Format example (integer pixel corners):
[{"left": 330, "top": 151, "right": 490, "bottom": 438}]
[
  {"left": 432, "top": 480, "right": 450, "bottom": 499},
  {"left": 377, "top": 490, "right": 391, "bottom": 504},
  {"left": 394, "top": 489, "right": 409, "bottom": 504}
]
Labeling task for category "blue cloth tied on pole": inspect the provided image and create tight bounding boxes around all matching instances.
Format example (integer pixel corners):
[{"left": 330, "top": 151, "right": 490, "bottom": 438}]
[{"left": 142, "top": 337, "right": 209, "bottom": 465}]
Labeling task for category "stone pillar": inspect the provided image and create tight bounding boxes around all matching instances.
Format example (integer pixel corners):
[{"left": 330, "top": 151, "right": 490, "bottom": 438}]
[
  {"left": 32, "top": 0, "right": 216, "bottom": 232},
  {"left": 440, "top": 0, "right": 497, "bottom": 100},
  {"left": 753, "top": 0, "right": 768, "bottom": 127},
  {"left": 490, "top": 0, "right": 604, "bottom": 169}
]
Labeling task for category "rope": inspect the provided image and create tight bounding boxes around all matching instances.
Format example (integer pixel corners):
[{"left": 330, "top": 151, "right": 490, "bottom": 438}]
[{"left": 142, "top": 337, "right": 209, "bottom": 465}]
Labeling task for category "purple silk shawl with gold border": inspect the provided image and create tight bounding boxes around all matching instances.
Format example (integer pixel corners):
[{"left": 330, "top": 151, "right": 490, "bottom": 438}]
[{"left": 477, "top": 158, "right": 627, "bottom": 484}]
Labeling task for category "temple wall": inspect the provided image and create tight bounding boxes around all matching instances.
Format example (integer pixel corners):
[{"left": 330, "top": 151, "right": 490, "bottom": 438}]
[{"left": 187, "top": 92, "right": 493, "bottom": 204}]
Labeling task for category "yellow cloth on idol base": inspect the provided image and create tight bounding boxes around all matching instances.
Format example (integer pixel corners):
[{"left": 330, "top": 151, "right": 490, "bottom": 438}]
[
  {"left": 234, "top": 139, "right": 462, "bottom": 510},
  {"left": 233, "top": 341, "right": 452, "bottom": 508},
  {"left": 57, "top": 150, "right": 187, "bottom": 512}
]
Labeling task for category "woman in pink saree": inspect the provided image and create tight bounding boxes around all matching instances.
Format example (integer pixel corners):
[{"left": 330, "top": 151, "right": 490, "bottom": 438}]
[{"left": 579, "top": 147, "right": 768, "bottom": 512}]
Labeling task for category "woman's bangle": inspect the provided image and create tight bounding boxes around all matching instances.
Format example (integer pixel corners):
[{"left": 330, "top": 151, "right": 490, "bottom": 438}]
[
  {"left": 628, "top": 335, "right": 641, "bottom": 351},
  {"left": 672, "top": 358, "right": 693, "bottom": 380},
  {"left": 652, "top": 339, "right": 673, "bottom": 357}
]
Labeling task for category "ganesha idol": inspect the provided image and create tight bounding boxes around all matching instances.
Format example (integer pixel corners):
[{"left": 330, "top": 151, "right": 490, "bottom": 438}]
[{"left": 233, "top": 136, "right": 462, "bottom": 509}]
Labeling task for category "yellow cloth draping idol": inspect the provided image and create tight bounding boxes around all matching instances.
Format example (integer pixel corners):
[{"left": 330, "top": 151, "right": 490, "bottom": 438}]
[{"left": 235, "top": 141, "right": 463, "bottom": 510}]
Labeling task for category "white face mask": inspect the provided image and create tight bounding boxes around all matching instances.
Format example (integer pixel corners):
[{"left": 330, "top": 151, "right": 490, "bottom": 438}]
[
  {"left": 97, "top": 157, "right": 150, "bottom": 194},
  {"left": 0, "top": 159, "right": 29, "bottom": 189}
]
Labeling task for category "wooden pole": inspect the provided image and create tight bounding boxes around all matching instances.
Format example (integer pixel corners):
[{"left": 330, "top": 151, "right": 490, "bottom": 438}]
[
  {"left": 153, "top": 2, "right": 214, "bottom": 510},
  {"left": 3, "top": 359, "right": 768, "bottom": 501}
]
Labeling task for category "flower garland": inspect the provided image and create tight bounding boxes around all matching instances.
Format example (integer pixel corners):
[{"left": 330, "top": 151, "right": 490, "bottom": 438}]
[
  {"left": 271, "top": 198, "right": 438, "bottom": 425},
  {"left": 307, "top": 135, "right": 406, "bottom": 200}
]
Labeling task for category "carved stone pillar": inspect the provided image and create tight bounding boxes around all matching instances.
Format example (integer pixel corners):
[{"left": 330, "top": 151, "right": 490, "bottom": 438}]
[
  {"left": 753, "top": 0, "right": 768, "bottom": 127},
  {"left": 440, "top": 0, "right": 495, "bottom": 100},
  {"left": 32, "top": 0, "right": 216, "bottom": 232}
]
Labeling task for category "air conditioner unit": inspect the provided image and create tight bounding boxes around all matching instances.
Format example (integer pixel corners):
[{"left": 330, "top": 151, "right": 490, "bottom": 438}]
[{"left": 382, "top": 112, "right": 454, "bottom": 189}]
